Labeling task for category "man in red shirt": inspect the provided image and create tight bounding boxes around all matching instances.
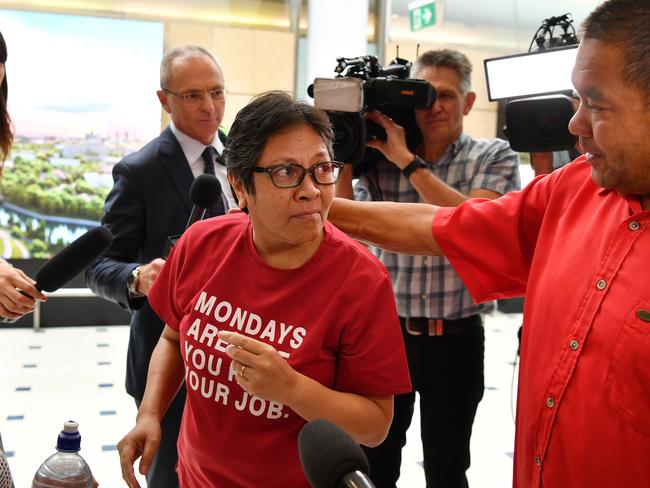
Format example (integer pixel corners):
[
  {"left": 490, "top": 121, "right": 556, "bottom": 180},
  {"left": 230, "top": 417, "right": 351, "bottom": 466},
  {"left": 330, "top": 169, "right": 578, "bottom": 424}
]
[{"left": 329, "top": 0, "right": 650, "bottom": 486}]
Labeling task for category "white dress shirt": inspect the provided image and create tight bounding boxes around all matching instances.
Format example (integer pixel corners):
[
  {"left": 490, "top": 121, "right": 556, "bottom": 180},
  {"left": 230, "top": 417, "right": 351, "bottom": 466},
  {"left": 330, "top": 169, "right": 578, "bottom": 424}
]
[{"left": 169, "top": 123, "right": 236, "bottom": 209}]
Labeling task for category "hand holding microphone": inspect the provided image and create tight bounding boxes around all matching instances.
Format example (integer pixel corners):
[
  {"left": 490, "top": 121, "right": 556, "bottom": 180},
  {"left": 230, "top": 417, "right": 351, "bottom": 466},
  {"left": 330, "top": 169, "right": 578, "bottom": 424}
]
[
  {"left": 1, "top": 226, "right": 113, "bottom": 323},
  {"left": 162, "top": 174, "right": 222, "bottom": 258},
  {"left": 131, "top": 258, "right": 165, "bottom": 296},
  {"left": 0, "top": 258, "right": 46, "bottom": 320}
]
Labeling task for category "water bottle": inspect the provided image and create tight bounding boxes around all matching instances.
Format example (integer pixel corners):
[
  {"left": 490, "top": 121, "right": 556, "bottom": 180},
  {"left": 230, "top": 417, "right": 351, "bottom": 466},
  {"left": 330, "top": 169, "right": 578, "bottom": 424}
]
[{"left": 32, "top": 421, "right": 93, "bottom": 488}]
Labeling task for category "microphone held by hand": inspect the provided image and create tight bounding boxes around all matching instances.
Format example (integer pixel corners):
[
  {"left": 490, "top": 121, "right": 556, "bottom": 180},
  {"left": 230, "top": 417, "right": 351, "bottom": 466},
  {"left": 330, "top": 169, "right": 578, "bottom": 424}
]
[
  {"left": 186, "top": 174, "right": 222, "bottom": 229},
  {"left": 298, "top": 419, "right": 375, "bottom": 488},
  {"left": 163, "top": 174, "right": 222, "bottom": 258},
  {"left": 35, "top": 226, "right": 113, "bottom": 292},
  {"left": 0, "top": 226, "right": 113, "bottom": 324}
]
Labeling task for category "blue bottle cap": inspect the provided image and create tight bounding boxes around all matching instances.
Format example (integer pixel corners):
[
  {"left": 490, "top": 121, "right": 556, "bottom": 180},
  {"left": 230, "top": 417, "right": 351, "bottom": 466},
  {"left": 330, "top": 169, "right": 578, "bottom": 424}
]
[{"left": 56, "top": 420, "right": 81, "bottom": 452}]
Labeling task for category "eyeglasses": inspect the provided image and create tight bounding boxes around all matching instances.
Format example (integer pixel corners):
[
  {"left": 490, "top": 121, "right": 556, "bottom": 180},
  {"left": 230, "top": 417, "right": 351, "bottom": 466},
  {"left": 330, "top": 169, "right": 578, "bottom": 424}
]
[
  {"left": 162, "top": 87, "right": 225, "bottom": 105},
  {"left": 252, "top": 161, "right": 344, "bottom": 188}
]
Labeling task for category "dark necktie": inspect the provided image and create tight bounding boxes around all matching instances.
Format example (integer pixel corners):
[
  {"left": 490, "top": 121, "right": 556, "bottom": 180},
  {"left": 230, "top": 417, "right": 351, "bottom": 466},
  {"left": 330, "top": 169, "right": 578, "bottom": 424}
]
[{"left": 201, "top": 146, "right": 226, "bottom": 217}]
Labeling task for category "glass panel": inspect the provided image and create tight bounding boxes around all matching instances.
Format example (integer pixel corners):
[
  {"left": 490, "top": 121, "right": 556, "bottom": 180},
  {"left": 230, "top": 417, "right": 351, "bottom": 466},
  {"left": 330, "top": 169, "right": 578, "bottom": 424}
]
[{"left": 0, "top": 8, "right": 163, "bottom": 256}]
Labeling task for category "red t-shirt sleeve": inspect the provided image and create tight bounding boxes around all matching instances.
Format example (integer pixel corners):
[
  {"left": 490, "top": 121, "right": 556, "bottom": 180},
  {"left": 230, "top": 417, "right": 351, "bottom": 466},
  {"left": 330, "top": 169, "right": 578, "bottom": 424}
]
[
  {"left": 432, "top": 169, "right": 561, "bottom": 303},
  {"left": 148, "top": 229, "right": 194, "bottom": 331},
  {"left": 334, "top": 273, "right": 411, "bottom": 396}
]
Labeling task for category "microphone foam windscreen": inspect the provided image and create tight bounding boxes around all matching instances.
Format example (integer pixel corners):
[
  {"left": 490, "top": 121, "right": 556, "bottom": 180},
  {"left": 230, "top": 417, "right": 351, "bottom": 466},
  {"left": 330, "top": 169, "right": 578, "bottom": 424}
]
[
  {"left": 35, "top": 226, "right": 113, "bottom": 292},
  {"left": 298, "top": 419, "right": 370, "bottom": 488},
  {"left": 190, "top": 174, "right": 221, "bottom": 208}
]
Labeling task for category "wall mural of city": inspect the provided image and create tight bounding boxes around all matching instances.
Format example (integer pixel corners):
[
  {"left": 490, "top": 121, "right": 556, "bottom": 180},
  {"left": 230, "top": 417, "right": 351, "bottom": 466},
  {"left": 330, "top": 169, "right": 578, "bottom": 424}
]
[{"left": 0, "top": 9, "right": 163, "bottom": 258}]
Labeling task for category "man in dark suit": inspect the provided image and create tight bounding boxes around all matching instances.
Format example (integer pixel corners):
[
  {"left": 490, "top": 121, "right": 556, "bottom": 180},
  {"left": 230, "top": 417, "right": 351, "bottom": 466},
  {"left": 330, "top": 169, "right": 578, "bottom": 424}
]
[{"left": 86, "top": 45, "right": 230, "bottom": 488}]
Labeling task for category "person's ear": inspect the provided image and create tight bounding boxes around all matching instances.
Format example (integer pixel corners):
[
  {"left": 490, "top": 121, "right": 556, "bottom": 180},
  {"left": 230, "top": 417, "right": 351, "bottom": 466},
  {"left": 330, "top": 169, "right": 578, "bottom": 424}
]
[
  {"left": 463, "top": 91, "right": 477, "bottom": 115},
  {"left": 157, "top": 90, "right": 172, "bottom": 114},
  {"left": 228, "top": 174, "right": 249, "bottom": 210}
]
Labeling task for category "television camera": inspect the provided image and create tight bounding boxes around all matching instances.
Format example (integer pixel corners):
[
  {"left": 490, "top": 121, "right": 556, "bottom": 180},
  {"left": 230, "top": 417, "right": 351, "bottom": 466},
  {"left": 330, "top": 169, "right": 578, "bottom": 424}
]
[
  {"left": 308, "top": 55, "right": 435, "bottom": 166},
  {"left": 484, "top": 14, "right": 580, "bottom": 152}
]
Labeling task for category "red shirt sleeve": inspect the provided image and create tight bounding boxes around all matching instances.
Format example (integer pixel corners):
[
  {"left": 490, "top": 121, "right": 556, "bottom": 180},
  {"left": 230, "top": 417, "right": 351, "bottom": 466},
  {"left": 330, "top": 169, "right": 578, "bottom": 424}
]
[
  {"left": 334, "top": 272, "right": 411, "bottom": 396},
  {"left": 148, "top": 229, "right": 193, "bottom": 331},
  {"left": 432, "top": 168, "right": 564, "bottom": 303}
]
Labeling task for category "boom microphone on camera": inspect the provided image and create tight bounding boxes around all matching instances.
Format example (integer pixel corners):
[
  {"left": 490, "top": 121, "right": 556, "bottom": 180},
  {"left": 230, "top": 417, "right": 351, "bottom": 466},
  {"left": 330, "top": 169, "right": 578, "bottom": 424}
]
[{"left": 298, "top": 419, "right": 375, "bottom": 488}]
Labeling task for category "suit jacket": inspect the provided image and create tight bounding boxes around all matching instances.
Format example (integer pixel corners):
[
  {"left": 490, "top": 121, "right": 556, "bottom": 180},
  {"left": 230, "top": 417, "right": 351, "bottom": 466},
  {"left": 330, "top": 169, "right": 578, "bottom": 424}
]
[{"left": 86, "top": 126, "right": 226, "bottom": 400}]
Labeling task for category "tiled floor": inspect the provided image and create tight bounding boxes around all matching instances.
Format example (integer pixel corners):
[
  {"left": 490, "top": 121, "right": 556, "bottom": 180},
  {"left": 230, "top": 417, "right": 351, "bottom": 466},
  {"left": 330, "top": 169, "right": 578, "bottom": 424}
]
[
  {"left": 1, "top": 310, "right": 521, "bottom": 487},
  {"left": 0, "top": 324, "right": 145, "bottom": 487},
  {"left": 397, "top": 311, "right": 520, "bottom": 488}
]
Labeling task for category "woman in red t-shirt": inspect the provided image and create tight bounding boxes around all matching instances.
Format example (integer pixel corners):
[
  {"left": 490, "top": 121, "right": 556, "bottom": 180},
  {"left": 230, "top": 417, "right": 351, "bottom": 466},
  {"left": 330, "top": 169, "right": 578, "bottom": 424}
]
[{"left": 118, "top": 91, "right": 410, "bottom": 488}]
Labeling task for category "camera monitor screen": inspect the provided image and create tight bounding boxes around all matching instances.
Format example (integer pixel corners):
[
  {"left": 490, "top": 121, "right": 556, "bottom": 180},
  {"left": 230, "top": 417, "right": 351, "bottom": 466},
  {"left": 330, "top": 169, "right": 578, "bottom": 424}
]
[{"left": 484, "top": 45, "right": 578, "bottom": 101}]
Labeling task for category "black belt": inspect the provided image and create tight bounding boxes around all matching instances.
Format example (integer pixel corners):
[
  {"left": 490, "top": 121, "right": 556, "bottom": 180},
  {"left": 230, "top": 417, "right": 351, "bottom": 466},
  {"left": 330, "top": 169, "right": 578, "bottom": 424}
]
[{"left": 400, "top": 315, "right": 482, "bottom": 337}]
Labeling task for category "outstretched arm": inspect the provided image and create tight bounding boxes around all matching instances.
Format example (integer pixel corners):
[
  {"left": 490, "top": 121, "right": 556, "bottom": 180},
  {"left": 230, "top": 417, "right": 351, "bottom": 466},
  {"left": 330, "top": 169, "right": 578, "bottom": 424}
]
[{"left": 328, "top": 197, "right": 443, "bottom": 256}]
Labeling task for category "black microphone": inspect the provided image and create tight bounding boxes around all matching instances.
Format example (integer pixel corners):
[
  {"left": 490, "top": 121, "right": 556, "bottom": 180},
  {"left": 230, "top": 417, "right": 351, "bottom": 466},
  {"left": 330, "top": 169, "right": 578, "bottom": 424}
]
[
  {"left": 186, "top": 174, "right": 221, "bottom": 229},
  {"left": 35, "top": 226, "right": 113, "bottom": 292},
  {"left": 298, "top": 419, "right": 375, "bottom": 488},
  {"left": 1, "top": 226, "right": 113, "bottom": 323},
  {"left": 162, "top": 174, "right": 221, "bottom": 258}
]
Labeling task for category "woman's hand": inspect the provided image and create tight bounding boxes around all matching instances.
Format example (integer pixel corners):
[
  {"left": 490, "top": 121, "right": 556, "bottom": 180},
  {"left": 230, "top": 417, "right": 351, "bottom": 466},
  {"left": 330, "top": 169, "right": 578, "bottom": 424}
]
[
  {"left": 0, "top": 259, "right": 46, "bottom": 320},
  {"left": 117, "top": 414, "right": 161, "bottom": 488},
  {"left": 219, "top": 330, "right": 300, "bottom": 405},
  {"left": 218, "top": 330, "right": 393, "bottom": 447}
]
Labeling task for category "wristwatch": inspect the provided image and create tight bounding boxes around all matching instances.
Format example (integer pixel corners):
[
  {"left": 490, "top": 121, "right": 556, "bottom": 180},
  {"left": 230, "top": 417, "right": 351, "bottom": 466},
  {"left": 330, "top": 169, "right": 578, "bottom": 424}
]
[
  {"left": 401, "top": 155, "right": 428, "bottom": 178},
  {"left": 127, "top": 266, "right": 142, "bottom": 296}
]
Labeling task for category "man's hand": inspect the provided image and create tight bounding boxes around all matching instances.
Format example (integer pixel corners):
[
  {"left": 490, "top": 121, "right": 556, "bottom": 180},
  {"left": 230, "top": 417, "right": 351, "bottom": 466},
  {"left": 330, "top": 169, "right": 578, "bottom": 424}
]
[
  {"left": 117, "top": 414, "right": 161, "bottom": 488},
  {"left": 135, "top": 258, "right": 165, "bottom": 296},
  {"left": 530, "top": 152, "right": 554, "bottom": 177},
  {"left": 365, "top": 111, "right": 415, "bottom": 169},
  {"left": 218, "top": 330, "right": 300, "bottom": 405},
  {"left": 0, "top": 259, "right": 46, "bottom": 320}
]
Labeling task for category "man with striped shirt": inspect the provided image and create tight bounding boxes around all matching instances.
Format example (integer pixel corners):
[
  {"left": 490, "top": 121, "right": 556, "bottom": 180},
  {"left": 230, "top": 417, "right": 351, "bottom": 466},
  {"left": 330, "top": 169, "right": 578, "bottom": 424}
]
[{"left": 337, "top": 49, "right": 520, "bottom": 488}]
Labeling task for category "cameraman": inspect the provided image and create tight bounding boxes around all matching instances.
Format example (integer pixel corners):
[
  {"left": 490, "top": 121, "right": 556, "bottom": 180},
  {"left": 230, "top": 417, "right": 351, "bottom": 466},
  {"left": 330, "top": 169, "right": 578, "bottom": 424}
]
[{"left": 336, "top": 49, "right": 520, "bottom": 488}]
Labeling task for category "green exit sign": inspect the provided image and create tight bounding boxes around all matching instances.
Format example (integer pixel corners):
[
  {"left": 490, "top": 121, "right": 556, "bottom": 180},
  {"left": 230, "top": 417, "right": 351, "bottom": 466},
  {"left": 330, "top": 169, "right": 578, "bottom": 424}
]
[{"left": 408, "top": 0, "right": 436, "bottom": 31}]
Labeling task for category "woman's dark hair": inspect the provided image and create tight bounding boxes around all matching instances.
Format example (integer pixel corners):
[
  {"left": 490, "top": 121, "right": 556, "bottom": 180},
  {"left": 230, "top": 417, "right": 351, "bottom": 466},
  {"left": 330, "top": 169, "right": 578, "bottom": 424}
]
[
  {"left": 225, "top": 91, "right": 334, "bottom": 194},
  {"left": 0, "top": 31, "right": 12, "bottom": 163}
]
